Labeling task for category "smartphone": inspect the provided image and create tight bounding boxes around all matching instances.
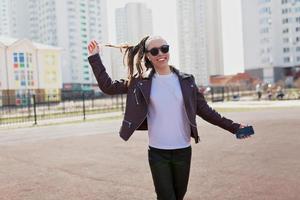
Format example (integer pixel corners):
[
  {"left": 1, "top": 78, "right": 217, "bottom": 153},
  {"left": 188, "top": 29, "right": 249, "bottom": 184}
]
[{"left": 236, "top": 126, "right": 254, "bottom": 139}]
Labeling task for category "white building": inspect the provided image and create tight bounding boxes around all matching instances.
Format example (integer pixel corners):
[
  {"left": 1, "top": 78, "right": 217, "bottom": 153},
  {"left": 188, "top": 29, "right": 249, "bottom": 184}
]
[
  {"left": 112, "top": 2, "right": 153, "bottom": 80},
  {"left": 241, "top": 0, "right": 300, "bottom": 84},
  {"left": 0, "top": 36, "right": 62, "bottom": 106},
  {"left": 115, "top": 3, "right": 153, "bottom": 44},
  {"left": 205, "top": 0, "right": 224, "bottom": 76},
  {"left": 0, "top": 0, "right": 10, "bottom": 36},
  {"left": 177, "top": 0, "right": 224, "bottom": 86},
  {"left": 0, "top": 0, "right": 109, "bottom": 91}
]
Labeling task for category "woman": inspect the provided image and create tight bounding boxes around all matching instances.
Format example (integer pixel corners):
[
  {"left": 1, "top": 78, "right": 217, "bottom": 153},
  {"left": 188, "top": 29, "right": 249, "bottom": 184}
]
[{"left": 88, "top": 36, "right": 252, "bottom": 200}]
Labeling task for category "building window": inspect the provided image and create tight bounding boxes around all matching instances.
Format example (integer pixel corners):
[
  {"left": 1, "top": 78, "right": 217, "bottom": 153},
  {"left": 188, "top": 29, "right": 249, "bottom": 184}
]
[
  {"left": 296, "top": 46, "right": 300, "bottom": 51},
  {"left": 260, "top": 27, "right": 269, "bottom": 33},
  {"left": 259, "top": 0, "right": 271, "bottom": 4},
  {"left": 283, "top": 28, "right": 289, "bottom": 33},
  {"left": 282, "top": 18, "right": 292, "bottom": 24},
  {"left": 259, "top": 7, "right": 271, "bottom": 14},
  {"left": 14, "top": 71, "right": 19, "bottom": 81},
  {"left": 283, "top": 47, "right": 290, "bottom": 53},
  {"left": 283, "top": 38, "right": 290, "bottom": 43},
  {"left": 282, "top": 0, "right": 289, "bottom": 4},
  {"left": 282, "top": 8, "right": 292, "bottom": 14},
  {"left": 283, "top": 57, "right": 290, "bottom": 63}
]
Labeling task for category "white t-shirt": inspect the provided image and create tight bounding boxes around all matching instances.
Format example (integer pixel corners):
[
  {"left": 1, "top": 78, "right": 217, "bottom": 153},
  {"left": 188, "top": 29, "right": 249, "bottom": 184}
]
[{"left": 147, "top": 72, "right": 191, "bottom": 149}]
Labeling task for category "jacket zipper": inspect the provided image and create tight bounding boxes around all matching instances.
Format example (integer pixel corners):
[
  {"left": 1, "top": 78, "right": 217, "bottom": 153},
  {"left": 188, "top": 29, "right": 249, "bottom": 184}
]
[
  {"left": 136, "top": 84, "right": 149, "bottom": 129},
  {"left": 183, "top": 105, "right": 197, "bottom": 128},
  {"left": 133, "top": 88, "right": 140, "bottom": 105},
  {"left": 182, "top": 97, "right": 200, "bottom": 142},
  {"left": 137, "top": 84, "right": 149, "bottom": 105}
]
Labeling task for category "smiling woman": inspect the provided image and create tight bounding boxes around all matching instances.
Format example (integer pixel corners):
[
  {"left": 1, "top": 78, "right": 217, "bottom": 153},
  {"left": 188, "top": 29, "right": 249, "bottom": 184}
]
[{"left": 87, "top": 35, "right": 252, "bottom": 200}]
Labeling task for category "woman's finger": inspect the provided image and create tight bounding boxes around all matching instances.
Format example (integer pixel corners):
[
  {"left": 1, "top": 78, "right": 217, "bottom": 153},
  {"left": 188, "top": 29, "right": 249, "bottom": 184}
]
[
  {"left": 88, "top": 45, "right": 93, "bottom": 53},
  {"left": 91, "top": 42, "right": 96, "bottom": 49}
]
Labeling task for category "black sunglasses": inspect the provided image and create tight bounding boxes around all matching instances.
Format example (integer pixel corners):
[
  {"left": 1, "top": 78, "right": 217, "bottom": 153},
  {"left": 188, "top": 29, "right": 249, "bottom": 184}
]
[{"left": 146, "top": 45, "right": 169, "bottom": 56}]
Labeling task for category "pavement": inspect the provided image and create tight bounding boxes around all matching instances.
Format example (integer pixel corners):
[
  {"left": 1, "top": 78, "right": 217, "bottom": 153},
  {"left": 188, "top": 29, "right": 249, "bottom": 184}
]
[{"left": 0, "top": 101, "right": 299, "bottom": 199}]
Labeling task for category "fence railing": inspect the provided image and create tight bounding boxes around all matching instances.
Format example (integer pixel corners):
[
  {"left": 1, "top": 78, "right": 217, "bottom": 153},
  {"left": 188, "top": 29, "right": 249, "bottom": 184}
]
[
  {"left": 0, "top": 87, "right": 299, "bottom": 126},
  {"left": 0, "top": 92, "right": 125, "bottom": 126}
]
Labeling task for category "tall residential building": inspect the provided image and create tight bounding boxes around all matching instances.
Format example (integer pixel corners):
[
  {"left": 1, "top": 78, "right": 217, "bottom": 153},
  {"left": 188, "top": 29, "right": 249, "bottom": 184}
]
[
  {"left": 205, "top": 0, "right": 224, "bottom": 76},
  {"left": 0, "top": 0, "right": 30, "bottom": 37},
  {"left": 112, "top": 2, "right": 153, "bottom": 80},
  {"left": 0, "top": 0, "right": 10, "bottom": 36},
  {"left": 177, "top": 0, "right": 224, "bottom": 86},
  {"left": 242, "top": 0, "right": 300, "bottom": 84},
  {"left": 115, "top": 3, "right": 153, "bottom": 44},
  {"left": 0, "top": 0, "right": 109, "bottom": 91}
]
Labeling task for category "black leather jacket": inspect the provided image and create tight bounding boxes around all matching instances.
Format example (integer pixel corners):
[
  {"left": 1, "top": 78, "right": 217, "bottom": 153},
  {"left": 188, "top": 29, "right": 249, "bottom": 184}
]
[{"left": 88, "top": 54, "right": 241, "bottom": 143}]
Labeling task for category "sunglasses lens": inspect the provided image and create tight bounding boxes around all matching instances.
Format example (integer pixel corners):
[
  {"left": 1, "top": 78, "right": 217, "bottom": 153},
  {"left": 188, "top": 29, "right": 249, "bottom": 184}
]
[
  {"left": 148, "top": 45, "right": 170, "bottom": 56},
  {"left": 161, "top": 45, "right": 169, "bottom": 53},
  {"left": 150, "top": 48, "right": 159, "bottom": 56}
]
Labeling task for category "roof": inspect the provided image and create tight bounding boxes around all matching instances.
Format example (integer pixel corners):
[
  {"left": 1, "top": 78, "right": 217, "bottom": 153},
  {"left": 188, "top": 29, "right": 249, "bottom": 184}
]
[
  {"left": 210, "top": 75, "right": 234, "bottom": 85},
  {"left": 210, "top": 73, "right": 260, "bottom": 86},
  {"left": 0, "top": 36, "right": 62, "bottom": 50}
]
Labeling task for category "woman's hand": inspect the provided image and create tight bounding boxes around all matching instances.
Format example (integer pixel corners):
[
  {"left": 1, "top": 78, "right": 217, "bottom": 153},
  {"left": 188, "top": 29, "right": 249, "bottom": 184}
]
[{"left": 88, "top": 40, "right": 100, "bottom": 56}]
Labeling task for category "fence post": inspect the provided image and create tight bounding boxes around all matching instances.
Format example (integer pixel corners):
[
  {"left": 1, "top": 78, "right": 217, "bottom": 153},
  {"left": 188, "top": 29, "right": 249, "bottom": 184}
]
[
  {"left": 33, "top": 94, "right": 37, "bottom": 125},
  {"left": 27, "top": 92, "right": 31, "bottom": 117},
  {"left": 48, "top": 95, "right": 50, "bottom": 110},
  {"left": 82, "top": 92, "right": 86, "bottom": 120},
  {"left": 92, "top": 95, "right": 94, "bottom": 108},
  {"left": 211, "top": 87, "right": 214, "bottom": 102},
  {"left": 116, "top": 94, "right": 119, "bottom": 109},
  {"left": 226, "top": 87, "right": 230, "bottom": 101},
  {"left": 222, "top": 87, "right": 225, "bottom": 102},
  {"left": 121, "top": 94, "right": 124, "bottom": 113}
]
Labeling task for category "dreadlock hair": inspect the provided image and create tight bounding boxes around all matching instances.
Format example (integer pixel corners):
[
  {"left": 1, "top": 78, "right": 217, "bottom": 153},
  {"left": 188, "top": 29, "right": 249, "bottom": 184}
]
[{"left": 105, "top": 36, "right": 154, "bottom": 86}]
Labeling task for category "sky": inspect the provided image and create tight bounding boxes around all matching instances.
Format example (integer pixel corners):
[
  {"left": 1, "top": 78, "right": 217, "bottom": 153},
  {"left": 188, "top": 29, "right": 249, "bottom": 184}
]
[{"left": 106, "top": 0, "right": 244, "bottom": 75}]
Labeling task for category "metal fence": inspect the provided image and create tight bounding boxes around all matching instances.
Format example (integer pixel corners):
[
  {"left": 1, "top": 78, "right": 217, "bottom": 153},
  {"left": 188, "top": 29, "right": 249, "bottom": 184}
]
[
  {"left": 0, "top": 91, "right": 125, "bottom": 126},
  {"left": 1, "top": 87, "right": 299, "bottom": 127}
]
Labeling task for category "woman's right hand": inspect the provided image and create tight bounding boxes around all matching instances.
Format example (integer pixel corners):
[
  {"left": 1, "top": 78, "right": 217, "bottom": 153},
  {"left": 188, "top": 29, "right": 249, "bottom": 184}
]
[{"left": 88, "top": 40, "right": 100, "bottom": 56}]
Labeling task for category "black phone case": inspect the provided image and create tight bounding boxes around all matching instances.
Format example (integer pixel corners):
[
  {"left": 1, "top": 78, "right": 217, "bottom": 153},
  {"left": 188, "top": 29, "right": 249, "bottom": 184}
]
[{"left": 236, "top": 126, "right": 254, "bottom": 139}]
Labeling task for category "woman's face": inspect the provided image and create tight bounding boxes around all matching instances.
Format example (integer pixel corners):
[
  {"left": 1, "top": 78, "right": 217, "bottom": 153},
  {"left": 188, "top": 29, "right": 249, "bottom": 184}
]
[{"left": 146, "top": 38, "right": 170, "bottom": 69}]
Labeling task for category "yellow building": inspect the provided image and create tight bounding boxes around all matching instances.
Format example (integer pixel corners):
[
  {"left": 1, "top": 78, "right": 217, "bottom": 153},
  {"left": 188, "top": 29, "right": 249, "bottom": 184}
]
[{"left": 0, "top": 37, "right": 62, "bottom": 106}]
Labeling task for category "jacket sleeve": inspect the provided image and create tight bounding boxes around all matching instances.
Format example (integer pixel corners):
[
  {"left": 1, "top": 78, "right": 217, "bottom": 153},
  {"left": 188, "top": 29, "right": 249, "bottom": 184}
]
[
  {"left": 193, "top": 76, "right": 240, "bottom": 134},
  {"left": 88, "top": 54, "right": 128, "bottom": 95}
]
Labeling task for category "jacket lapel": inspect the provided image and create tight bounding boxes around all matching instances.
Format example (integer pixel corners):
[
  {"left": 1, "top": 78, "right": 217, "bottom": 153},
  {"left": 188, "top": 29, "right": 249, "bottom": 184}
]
[
  {"left": 171, "top": 66, "right": 194, "bottom": 108},
  {"left": 137, "top": 66, "right": 193, "bottom": 105},
  {"left": 137, "top": 68, "right": 155, "bottom": 105}
]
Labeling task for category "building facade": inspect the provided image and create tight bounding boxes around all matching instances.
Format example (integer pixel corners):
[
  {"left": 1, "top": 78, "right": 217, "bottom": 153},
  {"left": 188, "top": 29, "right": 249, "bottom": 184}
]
[
  {"left": 177, "top": 0, "right": 224, "bottom": 86},
  {"left": 0, "top": 0, "right": 109, "bottom": 91},
  {"left": 0, "top": 37, "right": 62, "bottom": 106},
  {"left": 242, "top": 0, "right": 300, "bottom": 84},
  {"left": 112, "top": 3, "right": 153, "bottom": 80},
  {"left": 115, "top": 3, "right": 153, "bottom": 44}
]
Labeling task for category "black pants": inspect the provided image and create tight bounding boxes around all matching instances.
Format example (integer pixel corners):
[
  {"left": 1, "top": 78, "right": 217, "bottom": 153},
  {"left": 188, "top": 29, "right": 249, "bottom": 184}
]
[{"left": 148, "top": 146, "right": 192, "bottom": 200}]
